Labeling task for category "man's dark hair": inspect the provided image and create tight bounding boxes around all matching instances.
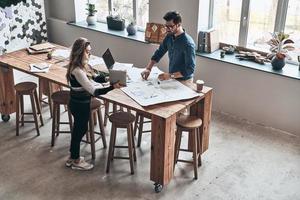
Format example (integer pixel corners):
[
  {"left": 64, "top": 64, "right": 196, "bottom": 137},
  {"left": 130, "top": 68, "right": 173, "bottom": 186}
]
[{"left": 163, "top": 11, "right": 182, "bottom": 24}]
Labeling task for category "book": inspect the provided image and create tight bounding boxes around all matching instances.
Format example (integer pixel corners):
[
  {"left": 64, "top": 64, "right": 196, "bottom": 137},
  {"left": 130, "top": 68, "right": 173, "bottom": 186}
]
[{"left": 29, "top": 42, "right": 55, "bottom": 51}]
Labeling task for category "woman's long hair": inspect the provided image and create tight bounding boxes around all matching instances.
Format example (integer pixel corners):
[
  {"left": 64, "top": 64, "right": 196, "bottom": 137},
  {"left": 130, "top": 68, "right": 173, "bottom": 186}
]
[{"left": 66, "top": 37, "right": 90, "bottom": 83}]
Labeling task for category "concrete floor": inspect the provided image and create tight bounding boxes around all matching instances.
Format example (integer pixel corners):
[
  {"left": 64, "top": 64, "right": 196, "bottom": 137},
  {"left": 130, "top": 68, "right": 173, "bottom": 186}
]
[{"left": 0, "top": 73, "right": 299, "bottom": 200}]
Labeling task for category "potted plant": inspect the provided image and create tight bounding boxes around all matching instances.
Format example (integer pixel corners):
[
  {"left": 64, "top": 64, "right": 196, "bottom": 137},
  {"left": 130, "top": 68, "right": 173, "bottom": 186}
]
[
  {"left": 106, "top": 9, "right": 125, "bottom": 31},
  {"left": 126, "top": 18, "right": 137, "bottom": 36},
  {"left": 86, "top": 2, "right": 97, "bottom": 25},
  {"left": 267, "top": 32, "right": 294, "bottom": 70}
]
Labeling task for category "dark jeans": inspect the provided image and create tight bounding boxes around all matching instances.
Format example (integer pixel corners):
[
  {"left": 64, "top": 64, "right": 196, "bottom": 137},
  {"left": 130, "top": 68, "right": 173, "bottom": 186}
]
[{"left": 69, "top": 99, "right": 90, "bottom": 159}]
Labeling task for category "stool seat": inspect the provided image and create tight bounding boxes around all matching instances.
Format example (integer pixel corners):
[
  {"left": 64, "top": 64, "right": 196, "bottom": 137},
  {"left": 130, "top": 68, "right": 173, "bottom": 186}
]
[
  {"left": 51, "top": 91, "right": 70, "bottom": 105},
  {"left": 15, "top": 82, "right": 37, "bottom": 93},
  {"left": 176, "top": 115, "right": 202, "bottom": 129},
  {"left": 90, "top": 98, "right": 101, "bottom": 110},
  {"left": 109, "top": 112, "right": 135, "bottom": 125}
]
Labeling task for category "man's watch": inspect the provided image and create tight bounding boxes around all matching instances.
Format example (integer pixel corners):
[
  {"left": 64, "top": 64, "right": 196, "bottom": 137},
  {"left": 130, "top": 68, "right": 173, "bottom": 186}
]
[{"left": 170, "top": 73, "right": 175, "bottom": 79}]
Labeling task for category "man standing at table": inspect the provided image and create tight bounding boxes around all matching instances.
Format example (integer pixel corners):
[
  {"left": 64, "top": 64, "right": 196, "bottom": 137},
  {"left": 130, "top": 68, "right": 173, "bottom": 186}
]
[{"left": 141, "top": 11, "right": 196, "bottom": 82}]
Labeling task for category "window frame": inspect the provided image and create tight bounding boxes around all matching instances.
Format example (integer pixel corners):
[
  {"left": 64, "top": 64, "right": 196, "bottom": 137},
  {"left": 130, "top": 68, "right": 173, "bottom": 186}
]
[
  {"left": 209, "top": 0, "right": 299, "bottom": 64},
  {"left": 210, "top": 0, "right": 292, "bottom": 47}
]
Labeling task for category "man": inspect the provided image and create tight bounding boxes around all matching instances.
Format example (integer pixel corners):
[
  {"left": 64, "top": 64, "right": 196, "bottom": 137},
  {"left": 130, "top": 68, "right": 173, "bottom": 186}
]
[{"left": 141, "top": 11, "right": 196, "bottom": 82}]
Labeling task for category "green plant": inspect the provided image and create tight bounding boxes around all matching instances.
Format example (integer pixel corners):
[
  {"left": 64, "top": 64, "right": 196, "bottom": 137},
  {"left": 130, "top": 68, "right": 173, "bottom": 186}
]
[
  {"left": 86, "top": 3, "right": 97, "bottom": 16},
  {"left": 0, "top": 0, "right": 25, "bottom": 8},
  {"left": 267, "top": 32, "right": 295, "bottom": 60}
]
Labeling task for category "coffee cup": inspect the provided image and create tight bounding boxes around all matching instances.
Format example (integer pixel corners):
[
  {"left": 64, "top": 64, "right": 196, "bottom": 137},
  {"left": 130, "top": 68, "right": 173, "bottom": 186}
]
[{"left": 196, "top": 80, "right": 204, "bottom": 92}]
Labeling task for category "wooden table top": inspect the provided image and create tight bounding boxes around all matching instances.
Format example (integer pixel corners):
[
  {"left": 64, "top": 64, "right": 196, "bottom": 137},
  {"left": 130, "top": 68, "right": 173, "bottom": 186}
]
[{"left": 0, "top": 43, "right": 212, "bottom": 119}]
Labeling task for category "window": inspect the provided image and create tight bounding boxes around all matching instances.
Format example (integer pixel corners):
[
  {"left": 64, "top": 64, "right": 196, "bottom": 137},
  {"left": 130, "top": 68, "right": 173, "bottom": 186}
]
[
  {"left": 201, "top": 0, "right": 300, "bottom": 64},
  {"left": 214, "top": 0, "right": 242, "bottom": 45},
  {"left": 96, "top": 0, "right": 149, "bottom": 30}
]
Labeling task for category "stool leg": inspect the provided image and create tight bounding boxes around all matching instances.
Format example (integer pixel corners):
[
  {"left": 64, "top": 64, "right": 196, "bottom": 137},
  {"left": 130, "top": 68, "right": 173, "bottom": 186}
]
[
  {"left": 106, "top": 123, "right": 116, "bottom": 173},
  {"left": 133, "top": 113, "right": 140, "bottom": 137},
  {"left": 55, "top": 104, "right": 61, "bottom": 136},
  {"left": 15, "top": 93, "right": 20, "bottom": 136},
  {"left": 131, "top": 123, "right": 137, "bottom": 162},
  {"left": 137, "top": 115, "right": 144, "bottom": 147},
  {"left": 47, "top": 82, "right": 53, "bottom": 118},
  {"left": 111, "top": 125, "right": 117, "bottom": 161},
  {"left": 97, "top": 108, "right": 107, "bottom": 148},
  {"left": 104, "top": 101, "right": 109, "bottom": 126},
  {"left": 174, "top": 127, "right": 182, "bottom": 165},
  {"left": 89, "top": 112, "right": 96, "bottom": 160},
  {"left": 51, "top": 103, "right": 57, "bottom": 147},
  {"left": 30, "top": 93, "right": 40, "bottom": 136},
  {"left": 197, "top": 127, "right": 202, "bottom": 167},
  {"left": 34, "top": 90, "right": 43, "bottom": 126},
  {"left": 127, "top": 124, "right": 134, "bottom": 174},
  {"left": 192, "top": 129, "right": 198, "bottom": 179},
  {"left": 20, "top": 95, "right": 24, "bottom": 126}
]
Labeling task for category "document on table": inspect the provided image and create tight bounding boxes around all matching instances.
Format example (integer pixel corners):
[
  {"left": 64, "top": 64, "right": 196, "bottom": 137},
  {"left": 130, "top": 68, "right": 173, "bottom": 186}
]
[
  {"left": 122, "top": 67, "right": 199, "bottom": 106},
  {"left": 29, "top": 63, "right": 51, "bottom": 73},
  {"left": 52, "top": 49, "right": 70, "bottom": 60}
]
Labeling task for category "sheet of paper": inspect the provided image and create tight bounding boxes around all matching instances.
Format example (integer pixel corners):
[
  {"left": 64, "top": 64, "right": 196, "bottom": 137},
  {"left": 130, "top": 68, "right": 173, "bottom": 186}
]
[
  {"left": 29, "top": 63, "right": 51, "bottom": 73},
  {"left": 113, "top": 62, "right": 133, "bottom": 70},
  {"left": 121, "top": 67, "right": 199, "bottom": 106},
  {"left": 88, "top": 56, "right": 105, "bottom": 66},
  {"left": 52, "top": 49, "right": 70, "bottom": 59}
]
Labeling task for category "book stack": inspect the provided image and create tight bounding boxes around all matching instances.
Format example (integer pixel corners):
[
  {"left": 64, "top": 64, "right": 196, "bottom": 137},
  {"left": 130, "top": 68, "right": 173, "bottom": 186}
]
[
  {"left": 27, "top": 42, "right": 55, "bottom": 54},
  {"left": 198, "top": 29, "right": 219, "bottom": 53},
  {"left": 145, "top": 23, "right": 167, "bottom": 44}
]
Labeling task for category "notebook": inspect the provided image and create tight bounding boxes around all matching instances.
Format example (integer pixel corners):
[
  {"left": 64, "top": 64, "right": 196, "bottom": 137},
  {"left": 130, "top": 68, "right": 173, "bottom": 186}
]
[{"left": 102, "top": 48, "right": 127, "bottom": 85}]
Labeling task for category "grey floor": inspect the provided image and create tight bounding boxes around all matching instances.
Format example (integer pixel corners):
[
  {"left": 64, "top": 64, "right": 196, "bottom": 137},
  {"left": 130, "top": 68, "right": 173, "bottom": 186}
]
[{"left": 0, "top": 72, "right": 299, "bottom": 200}]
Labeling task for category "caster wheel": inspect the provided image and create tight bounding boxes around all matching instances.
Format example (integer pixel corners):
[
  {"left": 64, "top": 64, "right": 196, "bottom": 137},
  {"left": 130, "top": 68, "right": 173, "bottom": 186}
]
[
  {"left": 154, "top": 183, "right": 163, "bottom": 193},
  {"left": 1, "top": 114, "right": 10, "bottom": 122}
]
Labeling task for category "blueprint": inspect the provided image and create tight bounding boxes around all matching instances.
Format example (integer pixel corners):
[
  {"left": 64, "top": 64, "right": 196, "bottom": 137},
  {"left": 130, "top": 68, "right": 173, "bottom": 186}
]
[{"left": 122, "top": 67, "right": 200, "bottom": 106}]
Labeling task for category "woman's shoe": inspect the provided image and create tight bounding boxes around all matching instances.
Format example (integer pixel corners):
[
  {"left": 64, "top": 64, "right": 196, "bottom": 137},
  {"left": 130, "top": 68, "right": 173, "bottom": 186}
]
[
  {"left": 71, "top": 158, "right": 94, "bottom": 171},
  {"left": 65, "top": 156, "right": 84, "bottom": 167}
]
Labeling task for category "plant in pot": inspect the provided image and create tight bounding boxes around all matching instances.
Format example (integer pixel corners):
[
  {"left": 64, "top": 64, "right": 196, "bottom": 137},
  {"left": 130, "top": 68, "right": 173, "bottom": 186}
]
[
  {"left": 86, "top": 2, "right": 97, "bottom": 25},
  {"left": 126, "top": 17, "right": 137, "bottom": 36},
  {"left": 267, "top": 32, "right": 295, "bottom": 70},
  {"left": 106, "top": 9, "right": 125, "bottom": 31}
]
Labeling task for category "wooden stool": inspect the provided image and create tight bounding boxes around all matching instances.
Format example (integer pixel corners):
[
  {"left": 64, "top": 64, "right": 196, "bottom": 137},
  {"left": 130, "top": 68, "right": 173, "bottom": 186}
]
[
  {"left": 106, "top": 111, "right": 136, "bottom": 174},
  {"left": 133, "top": 112, "right": 152, "bottom": 147},
  {"left": 81, "top": 98, "right": 107, "bottom": 160},
  {"left": 51, "top": 90, "right": 72, "bottom": 147},
  {"left": 174, "top": 115, "right": 203, "bottom": 179},
  {"left": 103, "top": 101, "right": 130, "bottom": 126},
  {"left": 15, "top": 82, "right": 43, "bottom": 136}
]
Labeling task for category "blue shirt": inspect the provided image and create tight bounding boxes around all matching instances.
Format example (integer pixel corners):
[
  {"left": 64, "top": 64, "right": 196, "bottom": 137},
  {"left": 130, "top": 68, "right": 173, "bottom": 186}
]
[{"left": 151, "top": 32, "right": 196, "bottom": 80}]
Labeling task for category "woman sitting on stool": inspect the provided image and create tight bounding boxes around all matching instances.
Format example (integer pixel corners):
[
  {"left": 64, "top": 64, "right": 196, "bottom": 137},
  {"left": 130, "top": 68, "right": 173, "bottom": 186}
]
[{"left": 65, "top": 37, "right": 121, "bottom": 170}]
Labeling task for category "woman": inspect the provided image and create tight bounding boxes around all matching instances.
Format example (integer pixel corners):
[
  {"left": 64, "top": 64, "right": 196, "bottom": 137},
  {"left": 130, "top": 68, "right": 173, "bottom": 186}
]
[{"left": 65, "top": 37, "right": 121, "bottom": 170}]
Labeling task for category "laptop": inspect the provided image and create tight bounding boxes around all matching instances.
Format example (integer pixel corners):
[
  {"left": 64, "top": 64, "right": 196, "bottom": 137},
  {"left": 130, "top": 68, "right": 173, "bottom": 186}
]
[{"left": 102, "top": 48, "right": 127, "bottom": 85}]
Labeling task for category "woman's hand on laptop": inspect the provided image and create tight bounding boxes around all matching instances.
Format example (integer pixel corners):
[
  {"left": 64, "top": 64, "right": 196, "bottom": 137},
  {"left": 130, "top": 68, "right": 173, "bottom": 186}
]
[{"left": 112, "top": 81, "right": 122, "bottom": 89}]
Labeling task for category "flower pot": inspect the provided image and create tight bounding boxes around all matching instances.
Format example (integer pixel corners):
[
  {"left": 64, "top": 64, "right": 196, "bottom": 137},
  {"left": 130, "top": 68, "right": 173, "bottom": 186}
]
[
  {"left": 126, "top": 23, "right": 137, "bottom": 35},
  {"left": 86, "top": 15, "right": 96, "bottom": 25},
  {"left": 271, "top": 56, "right": 285, "bottom": 70}
]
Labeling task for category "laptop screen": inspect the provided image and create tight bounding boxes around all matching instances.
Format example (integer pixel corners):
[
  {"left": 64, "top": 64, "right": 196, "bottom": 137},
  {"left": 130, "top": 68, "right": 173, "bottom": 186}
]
[{"left": 102, "top": 48, "right": 115, "bottom": 70}]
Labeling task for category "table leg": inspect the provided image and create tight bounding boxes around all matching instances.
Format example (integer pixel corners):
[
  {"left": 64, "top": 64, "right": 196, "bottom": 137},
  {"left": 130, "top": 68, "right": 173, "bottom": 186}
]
[
  {"left": 0, "top": 64, "right": 16, "bottom": 121},
  {"left": 150, "top": 114, "right": 176, "bottom": 192}
]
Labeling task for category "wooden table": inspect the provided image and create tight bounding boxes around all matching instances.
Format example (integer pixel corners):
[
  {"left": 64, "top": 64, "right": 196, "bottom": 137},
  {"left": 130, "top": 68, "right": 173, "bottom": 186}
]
[{"left": 0, "top": 44, "right": 213, "bottom": 192}]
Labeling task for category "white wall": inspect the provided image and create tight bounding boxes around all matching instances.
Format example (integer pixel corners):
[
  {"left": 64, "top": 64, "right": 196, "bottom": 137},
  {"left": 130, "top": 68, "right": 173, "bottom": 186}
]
[{"left": 45, "top": 0, "right": 300, "bottom": 136}]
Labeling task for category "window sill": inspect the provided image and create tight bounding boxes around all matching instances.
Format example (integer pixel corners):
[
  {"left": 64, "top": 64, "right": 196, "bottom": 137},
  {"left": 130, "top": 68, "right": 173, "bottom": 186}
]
[
  {"left": 67, "top": 21, "right": 148, "bottom": 44},
  {"left": 67, "top": 21, "right": 300, "bottom": 81},
  {"left": 197, "top": 50, "right": 300, "bottom": 81}
]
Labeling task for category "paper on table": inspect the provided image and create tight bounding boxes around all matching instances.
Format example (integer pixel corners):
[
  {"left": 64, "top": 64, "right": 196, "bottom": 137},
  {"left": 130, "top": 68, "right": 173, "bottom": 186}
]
[
  {"left": 29, "top": 63, "right": 51, "bottom": 73},
  {"left": 52, "top": 49, "right": 70, "bottom": 59},
  {"left": 113, "top": 62, "right": 133, "bottom": 70},
  {"left": 88, "top": 57, "right": 105, "bottom": 66}
]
